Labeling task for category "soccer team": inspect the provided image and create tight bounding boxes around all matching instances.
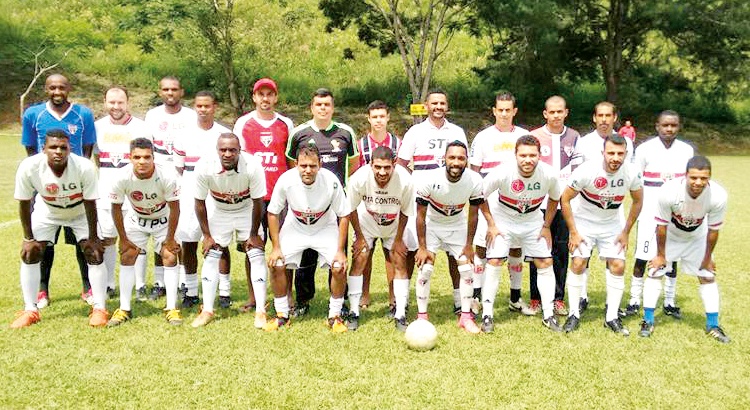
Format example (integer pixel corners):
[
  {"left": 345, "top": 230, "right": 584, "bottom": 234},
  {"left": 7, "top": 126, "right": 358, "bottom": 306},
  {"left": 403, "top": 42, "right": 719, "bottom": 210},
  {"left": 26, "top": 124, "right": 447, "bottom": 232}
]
[{"left": 11, "top": 74, "right": 730, "bottom": 343}]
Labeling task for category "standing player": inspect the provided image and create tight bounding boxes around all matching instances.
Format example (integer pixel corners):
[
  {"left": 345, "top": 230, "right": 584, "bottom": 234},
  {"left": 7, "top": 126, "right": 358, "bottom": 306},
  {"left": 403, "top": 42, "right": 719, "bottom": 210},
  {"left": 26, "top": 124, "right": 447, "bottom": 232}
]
[
  {"left": 107, "top": 138, "right": 181, "bottom": 326},
  {"left": 264, "top": 144, "right": 351, "bottom": 332},
  {"left": 356, "top": 100, "right": 402, "bottom": 311},
  {"left": 397, "top": 89, "right": 468, "bottom": 315},
  {"left": 480, "top": 136, "right": 562, "bottom": 332},
  {"left": 12, "top": 130, "right": 108, "bottom": 328},
  {"left": 285, "top": 88, "right": 358, "bottom": 316},
  {"left": 618, "top": 120, "right": 637, "bottom": 142},
  {"left": 560, "top": 135, "right": 643, "bottom": 335},
  {"left": 625, "top": 111, "right": 694, "bottom": 317},
  {"left": 21, "top": 74, "right": 97, "bottom": 308},
  {"left": 234, "top": 78, "right": 294, "bottom": 313},
  {"left": 144, "top": 76, "right": 197, "bottom": 300},
  {"left": 347, "top": 146, "right": 414, "bottom": 331},
  {"left": 94, "top": 86, "right": 151, "bottom": 298},
  {"left": 173, "top": 91, "right": 231, "bottom": 309},
  {"left": 191, "top": 133, "right": 267, "bottom": 328},
  {"left": 414, "top": 141, "right": 493, "bottom": 334},
  {"left": 639, "top": 156, "right": 729, "bottom": 343},
  {"left": 528, "top": 96, "right": 581, "bottom": 317},
  {"left": 469, "top": 92, "right": 530, "bottom": 316}
]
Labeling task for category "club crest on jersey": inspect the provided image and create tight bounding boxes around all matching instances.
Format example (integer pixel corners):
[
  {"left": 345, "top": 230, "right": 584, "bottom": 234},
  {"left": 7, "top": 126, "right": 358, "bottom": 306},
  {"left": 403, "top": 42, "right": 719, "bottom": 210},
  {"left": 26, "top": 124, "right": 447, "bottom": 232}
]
[
  {"left": 159, "top": 121, "right": 168, "bottom": 132},
  {"left": 293, "top": 209, "right": 326, "bottom": 225},
  {"left": 67, "top": 124, "right": 78, "bottom": 135},
  {"left": 436, "top": 155, "right": 445, "bottom": 167},
  {"left": 331, "top": 139, "right": 342, "bottom": 153},
  {"left": 594, "top": 177, "right": 608, "bottom": 190},
  {"left": 260, "top": 131, "right": 273, "bottom": 148},
  {"left": 45, "top": 183, "right": 59, "bottom": 195},
  {"left": 516, "top": 198, "right": 532, "bottom": 213},
  {"left": 110, "top": 154, "right": 123, "bottom": 167},
  {"left": 598, "top": 193, "right": 615, "bottom": 208},
  {"left": 511, "top": 179, "right": 525, "bottom": 194}
]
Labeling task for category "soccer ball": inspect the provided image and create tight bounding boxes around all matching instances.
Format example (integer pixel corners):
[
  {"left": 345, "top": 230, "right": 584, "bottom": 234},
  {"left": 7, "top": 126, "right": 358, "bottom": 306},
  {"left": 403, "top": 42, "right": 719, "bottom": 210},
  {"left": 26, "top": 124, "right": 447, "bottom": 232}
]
[{"left": 405, "top": 319, "right": 438, "bottom": 351}]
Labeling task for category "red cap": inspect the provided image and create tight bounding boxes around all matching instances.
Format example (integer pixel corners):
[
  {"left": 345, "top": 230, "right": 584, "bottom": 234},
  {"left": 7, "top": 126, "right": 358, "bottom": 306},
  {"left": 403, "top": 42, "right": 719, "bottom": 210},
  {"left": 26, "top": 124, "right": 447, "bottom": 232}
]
[{"left": 253, "top": 78, "right": 278, "bottom": 93}]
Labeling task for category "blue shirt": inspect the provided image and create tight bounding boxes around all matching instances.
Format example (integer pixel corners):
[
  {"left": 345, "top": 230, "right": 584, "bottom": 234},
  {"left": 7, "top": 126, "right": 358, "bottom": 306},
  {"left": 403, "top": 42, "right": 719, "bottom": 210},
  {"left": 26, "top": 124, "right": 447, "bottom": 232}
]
[{"left": 22, "top": 102, "right": 97, "bottom": 156}]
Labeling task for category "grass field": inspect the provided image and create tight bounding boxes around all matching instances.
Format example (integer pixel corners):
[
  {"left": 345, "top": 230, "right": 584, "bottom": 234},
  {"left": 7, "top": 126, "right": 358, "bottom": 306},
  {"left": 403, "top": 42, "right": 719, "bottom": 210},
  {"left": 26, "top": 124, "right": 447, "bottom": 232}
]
[{"left": 1, "top": 135, "right": 749, "bottom": 409}]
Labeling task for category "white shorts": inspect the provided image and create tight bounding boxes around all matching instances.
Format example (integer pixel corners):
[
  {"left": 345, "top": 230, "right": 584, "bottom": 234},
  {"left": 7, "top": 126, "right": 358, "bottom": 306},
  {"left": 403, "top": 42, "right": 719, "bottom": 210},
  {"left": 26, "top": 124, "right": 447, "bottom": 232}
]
[
  {"left": 357, "top": 231, "right": 395, "bottom": 251},
  {"left": 279, "top": 223, "right": 339, "bottom": 269},
  {"left": 472, "top": 211, "right": 489, "bottom": 248},
  {"left": 426, "top": 225, "right": 467, "bottom": 259},
  {"left": 125, "top": 213, "right": 169, "bottom": 253},
  {"left": 402, "top": 204, "right": 420, "bottom": 251},
  {"left": 648, "top": 238, "right": 706, "bottom": 277},
  {"left": 208, "top": 209, "right": 253, "bottom": 248},
  {"left": 634, "top": 217, "right": 657, "bottom": 260},
  {"left": 176, "top": 205, "right": 201, "bottom": 243},
  {"left": 570, "top": 219, "right": 625, "bottom": 260},
  {"left": 486, "top": 220, "right": 551, "bottom": 260},
  {"left": 32, "top": 207, "right": 90, "bottom": 243}
]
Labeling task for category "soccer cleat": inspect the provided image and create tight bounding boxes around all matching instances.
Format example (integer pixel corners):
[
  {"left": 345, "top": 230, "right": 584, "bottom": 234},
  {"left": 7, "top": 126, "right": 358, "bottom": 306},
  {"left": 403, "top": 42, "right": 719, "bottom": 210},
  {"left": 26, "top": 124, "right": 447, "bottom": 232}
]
[
  {"left": 181, "top": 295, "right": 201, "bottom": 309},
  {"left": 604, "top": 318, "right": 630, "bottom": 336},
  {"left": 165, "top": 309, "right": 183, "bottom": 326},
  {"left": 148, "top": 285, "right": 166, "bottom": 301},
  {"left": 10, "top": 310, "right": 41, "bottom": 329},
  {"left": 387, "top": 304, "right": 396, "bottom": 320},
  {"left": 135, "top": 286, "right": 148, "bottom": 302},
  {"left": 346, "top": 314, "right": 360, "bottom": 331},
  {"left": 663, "top": 305, "right": 682, "bottom": 320},
  {"left": 624, "top": 303, "right": 640, "bottom": 317},
  {"left": 219, "top": 296, "right": 231, "bottom": 309},
  {"left": 327, "top": 316, "right": 348, "bottom": 333},
  {"left": 81, "top": 289, "right": 94, "bottom": 306},
  {"left": 106, "top": 287, "right": 116, "bottom": 299},
  {"left": 553, "top": 300, "right": 568, "bottom": 316},
  {"left": 542, "top": 315, "right": 563, "bottom": 332},
  {"left": 395, "top": 316, "right": 408, "bottom": 332},
  {"left": 509, "top": 299, "right": 536, "bottom": 316},
  {"left": 481, "top": 315, "right": 494, "bottom": 333},
  {"left": 458, "top": 315, "right": 481, "bottom": 334},
  {"left": 239, "top": 301, "right": 256, "bottom": 314},
  {"left": 253, "top": 312, "right": 267, "bottom": 329},
  {"left": 638, "top": 321, "right": 654, "bottom": 338},
  {"left": 37, "top": 291, "right": 50, "bottom": 309},
  {"left": 191, "top": 311, "right": 214, "bottom": 328},
  {"left": 178, "top": 284, "right": 188, "bottom": 299},
  {"left": 470, "top": 297, "right": 481, "bottom": 318},
  {"left": 452, "top": 305, "right": 461, "bottom": 316},
  {"left": 291, "top": 303, "right": 309, "bottom": 318},
  {"left": 341, "top": 304, "right": 350, "bottom": 318},
  {"left": 525, "top": 299, "right": 541, "bottom": 316},
  {"left": 579, "top": 298, "right": 589, "bottom": 313},
  {"left": 563, "top": 315, "right": 580, "bottom": 333},
  {"left": 262, "top": 314, "right": 289, "bottom": 332},
  {"left": 89, "top": 309, "right": 109, "bottom": 327},
  {"left": 417, "top": 312, "right": 429, "bottom": 321},
  {"left": 107, "top": 309, "right": 131, "bottom": 327},
  {"left": 706, "top": 326, "right": 730, "bottom": 343}
]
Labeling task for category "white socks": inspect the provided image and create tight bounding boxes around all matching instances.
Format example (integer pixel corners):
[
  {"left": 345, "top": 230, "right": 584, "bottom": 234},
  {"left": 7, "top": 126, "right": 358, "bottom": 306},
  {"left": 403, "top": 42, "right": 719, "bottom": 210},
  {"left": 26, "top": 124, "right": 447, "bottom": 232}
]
[
  {"left": 328, "top": 296, "right": 344, "bottom": 318},
  {"left": 163, "top": 265, "right": 179, "bottom": 310},
  {"left": 537, "top": 265, "right": 555, "bottom": 318},
  {"left": 273, "top": 296, "right": 289, "bottom": 317},
  {"left": 605, "top": 270, "right": 624, "bottom": 322},
  {"left": 119, "top": 265, "right": 135, "bottom": 311},
  {"left": 247, "top": 249, "right": 268, "bottom": 314},
  {"left": 415, "top": 264, "right": 434, "bottom": 314},
  {"left": 200, "top": 249, "right": 221, "bottom": 313},
  {"left": 566, "top": 270, "right": 583, "bottom": 318},
  {"left": 628, "top": 276, "right": 644, "bottom": 306},
  {"left": 481, "top": 264, "right": 502, "bottom": 318},
  {"left": 88, "top": 263, "right": 108, "bottom": 310},
  {"left": 508, "top": 255, "right": 523, "bottom": 292},
  {"left": 699, "top": 282, "right": 720, "bottom": 314},
  {"left": 103, "top": 245, "right": 117, "bottom": 289},
  {"left": 20, "top": 262, "right": 41, "bottom": 311},
  {"left": 135, "top": 251, "right": 147, "bottom": 289},
  {"left": 219, "top": 274, "right": 231, "bottom": 298},
  {"left": 393, "top": 278, "right": 409, "bottom": 319},
  {"left": 347, "top": 275, "right": 364, "bottom": 317},
  {"left": 473, "top": 255, "right": 485, "bottom": 292},
  {"left": 458, "top": 263, "right": 473, "bottom": 313},
  {"left": 664, "top": 274, "right": 677, "bottom": 307},
  {"left": 642, "top": 276, "right": 662, "bottom": 309}
]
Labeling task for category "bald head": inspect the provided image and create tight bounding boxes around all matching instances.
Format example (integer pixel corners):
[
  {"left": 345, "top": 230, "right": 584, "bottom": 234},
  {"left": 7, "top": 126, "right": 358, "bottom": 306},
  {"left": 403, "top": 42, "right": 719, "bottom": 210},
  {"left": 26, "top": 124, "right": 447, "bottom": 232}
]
[{"left": 543, "top": 95, "right": 569, "bottom": 132}]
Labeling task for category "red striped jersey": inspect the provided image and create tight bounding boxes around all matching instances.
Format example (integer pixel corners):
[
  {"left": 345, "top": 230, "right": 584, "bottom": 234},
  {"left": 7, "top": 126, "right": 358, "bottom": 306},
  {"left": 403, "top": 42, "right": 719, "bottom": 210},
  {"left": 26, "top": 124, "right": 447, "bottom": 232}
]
[
  {"left": 567, "top": 160, "right": 642, "bottom": 224},
  {"left": 469, "top": 125, "right": 527, "bottom": 176},
  {"left": 415, "top": 168, "right": 484, "bottom": 230},
  {"left": 110, "top": 164, "right": 180, "bottom": 219},
  {"left": 483, "top": 161, "right": 561, "bottom": 224},
  {"left": 357, "top": 132, "right": 401, "bottom": 167},
  {"left": 655, "top": 178, "right": 727, "bottom": 240},
  {"left": 194, "top": 151, "right": 266, "bottom": 213}
]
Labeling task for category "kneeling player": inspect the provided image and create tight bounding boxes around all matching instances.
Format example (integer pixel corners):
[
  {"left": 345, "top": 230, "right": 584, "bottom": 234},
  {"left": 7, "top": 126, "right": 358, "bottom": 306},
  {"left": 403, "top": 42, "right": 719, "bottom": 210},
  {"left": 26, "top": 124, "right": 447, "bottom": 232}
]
[
  {"left": 12, "top": 130, "right": 107, "bottom": 328},
  {"left": 560, "top": 135, "right": 643, "bottom": 335},
  {"left": 264, "top": 143, "right": 351, "bottom": 332},
  {"left": 347, "top": 146, "right": 414, "bottom": 331},
  {"left": 639, "top": 156, "right": 730, "bottom": 343},
  {"left": 108, "top": 138, "right": 181, "bottom": 326},
  {"left": 190, "top": 133, "right": 267, "bottom": 328}
]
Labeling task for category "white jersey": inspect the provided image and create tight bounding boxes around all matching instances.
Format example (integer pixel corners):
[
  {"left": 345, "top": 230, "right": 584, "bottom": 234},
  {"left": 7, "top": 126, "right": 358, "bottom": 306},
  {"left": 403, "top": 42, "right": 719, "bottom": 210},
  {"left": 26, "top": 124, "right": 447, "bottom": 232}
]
[
  {"left": 15, "top": 154, "right": 98, "bottom": 220},
  {"left": 568, "top": 160, "right": 642, "bottom": 225},
  {"left": 655, "top": 178, "right": 727, "bottom": 241},
  {"left": 110, "top": 164, "right": 180, "bottom": 219},
  {"left": 398, "top": 119, "right": 467, "bottom": 178},
  {"left": 635, "top": 137, "right": 694, "bottom": 217},
  {"left": 574, "top": 131, "right": 634, "bottom": 166},
  {"left": 173, "top": 122, "right": 232, "bottom": 203},
  {"left": 267, "top": 168, "right": 350, "bottom": 235},
  {"left": 415, "top": 168, "right": 484, "bottom": 230},
  {"left": 469, "top": 125, "right": 527, "bottom": 176},
  {"left": 483, "top": 161, "right": 561, "bottom": 224},
  {"left": 144, "top": 105, "right": 197, "bottom": 165},
  {"left": 94, "top": 115, "right": 151, "bottom": 209},
  {"left": 347, "top": 165, "right": 414, "bottom": 237},
  {"left": 194, "top": 151, "right": 266, "bottom": 213}
]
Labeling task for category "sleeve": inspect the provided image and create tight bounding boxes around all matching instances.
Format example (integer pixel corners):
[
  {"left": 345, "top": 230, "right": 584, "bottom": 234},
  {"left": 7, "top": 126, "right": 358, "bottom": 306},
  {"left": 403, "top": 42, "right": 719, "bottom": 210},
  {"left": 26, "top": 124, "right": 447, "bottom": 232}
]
[
  {"left": 82, "top": 108, "right": 97, "bottom": 146},
  {"left": 81, "top": 160, "right": 99, "bottom": 200},
  {"left": 143, "top": 110, "right": 156, "bottom": 140},
  {"left": 21, "top": 108, "right": 37, "bottom": 148},
  {"left": 285, "top": 125, "right": 304, "bottom": 160},
  {"left": 13, "top": 159, "right": 35, "bottom": 200},
  {"left": 567, "top": 165, "right": 586, "bottom": 192},
  {"left": 342, "top": 125, "right": 358, "bottom": 158},
  {"left": 397, "top": 129, "right": 416, "bottom": 162},
  {"left": 415, "top": 177, "right": 430, "bottom": 205},
  {"left": 654, "top": 187, "right": 672, "bottom": 226},
  {"left": 469, "top": 173, "right": 484, "bottom": 203},
  {"left": 706, "top": 187, "right": 728, "bottom": 231},
  {"left": 172, "top": 134, "right": 186, "bottom": 167},
  {"left": 469, "top": 134, "right": 482, "bottom": 167},
  {"left": 546, "top": 168, "right": 563, "bottom": 201},
  {"left": 249, "top": 159, "right": 267, "bottom": 200},
  {"left": 347, "top": 171, "right": 363, "bottom": 210},
  {"left": 194, "top": 162, "right": 209, "bottom": 200},
  {"left": 400, "top": 174, "right": 415, "bottom": 217},
  {"left": 635, "top": 144, "right": 647, "bottom": 173},
  {"left": 163, "top": 171, "right": 181, "bottom": 202},
  {"left": 332, "top": 178, "right": 351, "bottom": 218},
  {"left": 628, "top": 165, "right": 643, "bottom": 190},
  {"left": 109, "top": 172, "right": 126, "bottom": 205},
  {"left": 482, "top": 169, "right": 501, "bottom": 198},
  {"left": 266, "top": 173, "right": 288, "bottom": 214}
]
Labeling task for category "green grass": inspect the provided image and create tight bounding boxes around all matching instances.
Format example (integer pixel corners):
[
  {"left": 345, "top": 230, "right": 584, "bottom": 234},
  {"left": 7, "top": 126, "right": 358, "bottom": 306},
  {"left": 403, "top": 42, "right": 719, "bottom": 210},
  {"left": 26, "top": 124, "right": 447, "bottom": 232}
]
[{"left": 1, "top": 135, "right": 749, "bottom": 408}]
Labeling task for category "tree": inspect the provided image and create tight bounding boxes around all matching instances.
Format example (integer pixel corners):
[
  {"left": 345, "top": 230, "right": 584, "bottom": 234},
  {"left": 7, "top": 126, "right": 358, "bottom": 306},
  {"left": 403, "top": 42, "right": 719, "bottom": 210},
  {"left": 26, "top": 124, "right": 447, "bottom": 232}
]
[
  {"left": 319, "top": 0, "right": 472, "bottom": 104},
  {"left": 19, "top": 47, "right": 68, "bottom": 122}
]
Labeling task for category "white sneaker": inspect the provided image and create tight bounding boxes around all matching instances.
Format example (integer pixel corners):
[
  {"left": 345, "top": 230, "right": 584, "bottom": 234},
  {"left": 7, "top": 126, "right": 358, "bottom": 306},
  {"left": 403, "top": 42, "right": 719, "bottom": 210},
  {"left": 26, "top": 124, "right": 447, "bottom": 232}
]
[
  {"left": 254, "top": 312, "right": 267, "bottom": 329},
  {"left": 509, "top": 299, "right": 537, "bottom": 316}
]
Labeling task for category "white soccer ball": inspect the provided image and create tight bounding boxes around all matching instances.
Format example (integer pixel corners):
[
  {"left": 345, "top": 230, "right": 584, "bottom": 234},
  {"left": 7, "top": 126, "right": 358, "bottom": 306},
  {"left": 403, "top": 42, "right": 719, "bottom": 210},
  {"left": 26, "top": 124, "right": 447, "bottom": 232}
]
[{"left": 405, "top": 319, "right": 438, "bottom": 351}]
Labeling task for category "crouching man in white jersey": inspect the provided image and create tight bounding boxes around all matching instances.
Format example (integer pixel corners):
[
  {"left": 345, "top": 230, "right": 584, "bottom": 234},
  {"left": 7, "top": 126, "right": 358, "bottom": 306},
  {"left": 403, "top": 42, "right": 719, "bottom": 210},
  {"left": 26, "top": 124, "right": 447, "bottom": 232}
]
[
  {"left": 639, "top": 156, "right": 730, "bottom": 343},
  {"left": 190, "top": 133, "right": 267, "bottom": 328},
  {"left": 560, "top": 135, "right": 643, "bottom": 335},
  {"left": 12, "top": 130, "right": 107, "bottom": 328},
  {"left": 264, "top": 143, "right": 351, "bottom": 332},
  {"left": 107, "top": 138, "right": 182, "bottom": 326},
  {"left": 414, "top": 141, "right": 494, "bottom": 334},
  {"left": 481, "top": 135, "right": 561, "bottom": 332},
  {"left": 347, "top": 146, "right": 414, "bottom": 331}
]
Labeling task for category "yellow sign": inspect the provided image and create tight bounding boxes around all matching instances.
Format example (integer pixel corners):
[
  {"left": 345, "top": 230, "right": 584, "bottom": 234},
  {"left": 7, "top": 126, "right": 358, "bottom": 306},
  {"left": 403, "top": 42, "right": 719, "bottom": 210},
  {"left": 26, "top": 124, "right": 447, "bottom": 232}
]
[{"left": 409, "top": 103, "right": 427, "bottom": 116}]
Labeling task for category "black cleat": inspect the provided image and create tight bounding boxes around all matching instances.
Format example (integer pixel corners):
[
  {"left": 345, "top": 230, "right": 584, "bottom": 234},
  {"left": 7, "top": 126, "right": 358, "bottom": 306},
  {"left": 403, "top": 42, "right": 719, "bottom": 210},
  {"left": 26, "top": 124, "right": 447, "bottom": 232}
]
[
  {"left": 346, "top": 314, "right": 359, "bottom": 331},
  {"left": 663, "top": 305, "right": 682, "bottom": 320},
  {"left": 387, "top": 304, "right": 396, "bottom": 320},
  {"left": 148, "top": 284, "right": 166, "bottom": 301},
  {"left": 563, "top": 315, "right": 580, "bottom": 333},
  {"left": 453, "top": 305, "right": 461, "bottom": 316},
  {"left": 182, "top": 295, "right": 200, "bottom": 309},
  {"left": 106, "top": 287, "right": 116, "bottom": 299},
  {"left": 579, "top": 298, "right": 589, "bottom": 313},
  {"left": 624, "top": 303, "right": 640, "bottom": 317},
  {"left": 219, "top": 296, "right": 231, "bottom": 309},
  {"left": 706, "top": 326, "right": 730, "bottom": 343},
  {"left": 291, "top": 302, "right": 309, "bottom": 318},
  {"left": 178, "top": 284, "right": 188, "bottom": 299},
  {"left": 604, "top": 318, "right": 630, "bottom": 336},
  {"left": 638, "top": 321, "right": 654, "bottom": 338},
  {"left": 481, "top": 315, "right": 494, "bottom": 333},
  {"left": 394, "top": 316, "right": 408, "bottom": 332},
  {"left": 542, "top": 315, "right": 563, "bottom": 332},
  {"left": 135, "top": 286, "right": 148, "bottom": 302}
]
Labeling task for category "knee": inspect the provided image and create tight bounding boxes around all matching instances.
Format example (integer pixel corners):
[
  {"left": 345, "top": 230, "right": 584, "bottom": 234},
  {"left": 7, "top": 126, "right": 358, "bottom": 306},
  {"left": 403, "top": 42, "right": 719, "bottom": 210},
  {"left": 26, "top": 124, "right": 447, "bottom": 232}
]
[
  {"left": 535, "top": 258, "right": 553, "bottom": 270},
  {"left": 160, "top": 249, "right": 177, "bottom": 267},
  {"left": 608, "top": 260, "right": 625, "bottom": 275}
]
